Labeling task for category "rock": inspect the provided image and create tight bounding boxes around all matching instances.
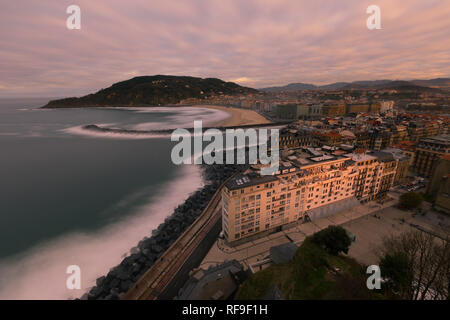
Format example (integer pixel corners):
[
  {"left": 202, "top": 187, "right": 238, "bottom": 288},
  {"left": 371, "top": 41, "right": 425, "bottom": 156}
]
[
  {"left": 151, "top": 244, "right": 163, "bottom": 253},
  {"left": 96, "top": 276, "right": 106, "bottom": 287},
  {"left": 120, "top": 280, "right": 133, "bottom": 292},
  {"left": 130, "top": 246, "right": 139, "bottom": 255},
  {"left": 109, "top": 278, "right": 120, "bottom": 289}
]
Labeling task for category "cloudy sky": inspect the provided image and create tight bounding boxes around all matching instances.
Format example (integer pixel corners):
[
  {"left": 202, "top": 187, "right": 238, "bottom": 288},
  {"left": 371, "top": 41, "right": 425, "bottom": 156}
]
[{"left": 1, "top": 0, "right": 449, "bottom": 97}]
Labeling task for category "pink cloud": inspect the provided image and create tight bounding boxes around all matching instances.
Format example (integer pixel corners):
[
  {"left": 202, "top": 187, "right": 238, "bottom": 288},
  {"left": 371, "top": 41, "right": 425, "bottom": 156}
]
[{"left": 0, "top": 0, "right": 449, "bottom": 96}]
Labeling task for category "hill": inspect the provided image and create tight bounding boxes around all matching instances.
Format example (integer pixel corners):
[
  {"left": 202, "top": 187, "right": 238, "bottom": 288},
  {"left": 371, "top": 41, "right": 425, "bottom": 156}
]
[{"left": 42, "top": 75, "right": 258, "bottom": 108}]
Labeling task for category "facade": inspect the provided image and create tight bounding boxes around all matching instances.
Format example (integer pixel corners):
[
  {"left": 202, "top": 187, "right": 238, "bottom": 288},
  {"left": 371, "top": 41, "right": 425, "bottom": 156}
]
[
  {"left": 368, "top": 128, "right": 393, "bottom": 150},
  {"left": 413, "top": 134, "right": 450, "bottom": 177},
  {"left": 346, "top": 104, "right": 370, "bottom": 114},
  {"left": 426, "top": 155, "right": 450, "bottom": 215},
  {"left": 383, "top": 148, "right": 411, "bottom": 185},
  {"left": 380, "top": 101, "right": 395, "bottom": 114},
  {"left": 279, "top": 128, "right": 315, "bottom": 149},
  {"left": 435, "top": 175, "right": 450, "bottom": 215},
  {"left": 391, "top": 125, "right": 408, "bottom": 145},
  {"left": 275, "top": 104, "right": 303, "bottom": 119},
  {"left": 322, "top": 104, "right": 346, "bottom": 116},
  {"left": 221, "top": 147, "right": 398, "bottom": 244}
]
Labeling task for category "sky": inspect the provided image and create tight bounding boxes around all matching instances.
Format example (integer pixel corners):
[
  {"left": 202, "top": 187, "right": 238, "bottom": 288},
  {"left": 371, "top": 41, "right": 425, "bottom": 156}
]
[{"left": 1, "top": 0, "right": 449, "bottom": 97}]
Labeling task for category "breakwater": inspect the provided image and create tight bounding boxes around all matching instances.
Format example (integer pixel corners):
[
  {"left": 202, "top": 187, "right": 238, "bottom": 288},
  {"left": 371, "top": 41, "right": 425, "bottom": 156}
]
[
  {"left": 84, "top": 162, "right": 246, "bottom": 300},
  {"left": 83, "top": 120, "right": 290, "bottom": 136}
]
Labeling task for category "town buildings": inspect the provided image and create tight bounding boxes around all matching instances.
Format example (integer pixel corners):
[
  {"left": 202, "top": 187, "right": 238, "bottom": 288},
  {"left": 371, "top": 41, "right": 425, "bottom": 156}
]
[
  {"left": 221, "top": 147, "right": 398, "bottom": 244},
  {"left": 412, "top": 134, "right": 450, "bottom": 177},
  {"left": 426, "top": 155, "right": 450, "bottom": 215}
]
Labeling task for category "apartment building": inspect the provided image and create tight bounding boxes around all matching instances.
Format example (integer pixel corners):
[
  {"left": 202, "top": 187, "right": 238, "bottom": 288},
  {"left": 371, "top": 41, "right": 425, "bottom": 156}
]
[
  {"left": 413, "top": 134, "right": 450, "bottom": 177},
  {"left": 383, "top": 148, "right": 412, "bottom": 185},
  {"left": 221, "top": 148, "right": 398, "bottom": 244},
  {"left": 427, "top": 155, "right": 450, "bottom": 215},
  {"left": 279, "top": 128, "right": 315, "bottom": 149}
]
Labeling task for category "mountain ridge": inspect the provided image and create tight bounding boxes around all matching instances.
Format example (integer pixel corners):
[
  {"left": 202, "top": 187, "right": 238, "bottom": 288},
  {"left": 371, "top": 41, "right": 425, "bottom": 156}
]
[{"left": 259, "top": 78, "right": 450, "bottom": 92}]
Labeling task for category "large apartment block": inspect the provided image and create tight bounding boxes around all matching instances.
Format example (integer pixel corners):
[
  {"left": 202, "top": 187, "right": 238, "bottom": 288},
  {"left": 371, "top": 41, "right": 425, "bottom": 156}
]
[
  {"left": 413, "top": 134, "right": 450, "bottom": 177},
  {"left": 221, "top": 147, "right": 398, "bottom": 244}
]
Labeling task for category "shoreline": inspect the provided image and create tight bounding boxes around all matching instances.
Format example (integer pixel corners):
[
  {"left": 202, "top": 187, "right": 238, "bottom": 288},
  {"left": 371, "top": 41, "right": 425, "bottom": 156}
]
[
  {"left": 42, "top": 104, "right": 271, "bottom": 128},
  {"left": 198, "top": 105, "right": 271, "bottom": 127},
  {"left": 84, "top": 163, "right": 245, "bottom": 300}
]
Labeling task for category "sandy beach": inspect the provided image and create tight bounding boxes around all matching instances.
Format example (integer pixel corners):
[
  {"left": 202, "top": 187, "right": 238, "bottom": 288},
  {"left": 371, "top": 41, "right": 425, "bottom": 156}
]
[{"left": 200, "top": 105, "right": 271, "bottom": 127}]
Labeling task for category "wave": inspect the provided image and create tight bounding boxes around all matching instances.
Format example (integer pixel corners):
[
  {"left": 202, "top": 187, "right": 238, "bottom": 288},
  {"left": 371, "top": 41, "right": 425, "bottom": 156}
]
[
  {"left": 60, "top": 106, "right": 230, "bottom": 140},
  {"left": 0, "top": 164, "right": 204, "bottom": 300},
  {"left": 62, "top": 125, "right": 170, "bottom": 140},
  {"left": 132, "top": 107, "right": 229, "bottom": 131}
]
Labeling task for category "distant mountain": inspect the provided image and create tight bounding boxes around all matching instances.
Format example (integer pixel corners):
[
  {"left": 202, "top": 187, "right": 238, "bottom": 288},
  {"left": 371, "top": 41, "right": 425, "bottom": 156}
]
[
  {"left": 260, "top": 78, "right": 450, "bottom": 92},
  {"left": 260, "top": 83, "right": 317, "bottom": 92},
  {"left": 43, "top": 75, "right": 258, "bottom": 108},
  {"left": 410, "top": 78, "right": 450, "bottom": 90},
  {"left": 317, "top": 82, "right": 350, "bottom": 90}
]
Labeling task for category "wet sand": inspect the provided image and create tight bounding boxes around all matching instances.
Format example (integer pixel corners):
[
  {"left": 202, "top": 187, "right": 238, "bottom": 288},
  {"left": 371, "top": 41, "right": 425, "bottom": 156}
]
[{"left": 201, "top": 105, "right": 271, "bottom": 127}]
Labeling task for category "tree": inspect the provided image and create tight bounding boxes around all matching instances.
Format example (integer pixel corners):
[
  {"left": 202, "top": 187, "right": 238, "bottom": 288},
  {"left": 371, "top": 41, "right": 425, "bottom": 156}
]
[
  {"left": 379, "top": 251, "right": 413, "bottom": 297},
  {"left": 311, "top": 226, "right": 352, "bottom": 255},
  {"left": 399, "top": 192, "right": 424, "bottom": 209},
  {"left": 378, "top": 230, "right": 450, "bottom": 300}
]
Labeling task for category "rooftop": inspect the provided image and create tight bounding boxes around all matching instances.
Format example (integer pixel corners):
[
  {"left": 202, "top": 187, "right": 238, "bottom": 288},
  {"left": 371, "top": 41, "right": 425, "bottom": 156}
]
[
  {"left": 225, "top": 173, "right": 277, "bottom": 191},
  {"left": 420, "top": 134, "right": 450, "bottom": 145}
]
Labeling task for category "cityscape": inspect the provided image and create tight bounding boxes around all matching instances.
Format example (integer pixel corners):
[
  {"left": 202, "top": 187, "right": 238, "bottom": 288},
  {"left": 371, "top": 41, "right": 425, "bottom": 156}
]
[{"left": 0, "top": 0, "right": 449, "bottom": 313}]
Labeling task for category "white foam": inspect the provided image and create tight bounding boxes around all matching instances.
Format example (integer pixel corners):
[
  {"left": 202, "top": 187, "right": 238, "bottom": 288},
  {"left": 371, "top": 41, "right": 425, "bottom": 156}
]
[
  {"left": 0, "top": 164, "right": 204, "bottom": 300},
  {"left": 60, "top": 106, "right": 230, "bottom": 140},
  {"left": 131, "top": 106, "right": 230, "bottom": 131},
  {"left": 62, "top": 125, "right": 170, "bottom": 140}
]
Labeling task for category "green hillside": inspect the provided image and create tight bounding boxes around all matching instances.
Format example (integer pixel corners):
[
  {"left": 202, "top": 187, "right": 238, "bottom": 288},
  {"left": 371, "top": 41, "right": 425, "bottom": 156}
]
[{"left": 43, "top": 75, "right": 258, "bottom": 108}]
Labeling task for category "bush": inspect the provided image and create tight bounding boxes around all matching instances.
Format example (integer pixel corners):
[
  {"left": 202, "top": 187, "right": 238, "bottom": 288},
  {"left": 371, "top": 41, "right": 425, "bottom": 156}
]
[
  {"left": 310, "top": 226, "right": 352, "bottom": 256},
  {"left": 399, "top": 192, "right": 424, "bottom": 209}
]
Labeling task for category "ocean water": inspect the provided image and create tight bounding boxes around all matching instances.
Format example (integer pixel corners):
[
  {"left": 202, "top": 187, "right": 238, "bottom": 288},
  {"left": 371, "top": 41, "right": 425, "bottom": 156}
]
[{"left": 0, "top": 98, "right": 229, "bottom": 299}]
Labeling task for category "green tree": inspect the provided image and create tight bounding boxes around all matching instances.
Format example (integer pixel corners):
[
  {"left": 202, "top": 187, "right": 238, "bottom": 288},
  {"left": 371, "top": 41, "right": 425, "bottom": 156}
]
[
  {"left": 399, "top": 192, "right": 423, "bottom": 209},
  {"left": 379, "top": 251, "right": 413, "bottom": 297},
  {"left": 311, "top": 226, "right": 352, "bottom": 255}
]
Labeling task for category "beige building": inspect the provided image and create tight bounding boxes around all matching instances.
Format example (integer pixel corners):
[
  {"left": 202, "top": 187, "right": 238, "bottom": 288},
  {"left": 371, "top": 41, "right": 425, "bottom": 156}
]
[{"left": 221, "top": 148, "right": 398, "bottom": 244}]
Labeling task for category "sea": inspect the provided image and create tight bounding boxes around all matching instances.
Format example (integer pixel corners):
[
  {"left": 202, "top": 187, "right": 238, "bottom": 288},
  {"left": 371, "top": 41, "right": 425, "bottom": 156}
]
[{"left": 0, "top": 98, "right": 230, "bottom": 299}]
